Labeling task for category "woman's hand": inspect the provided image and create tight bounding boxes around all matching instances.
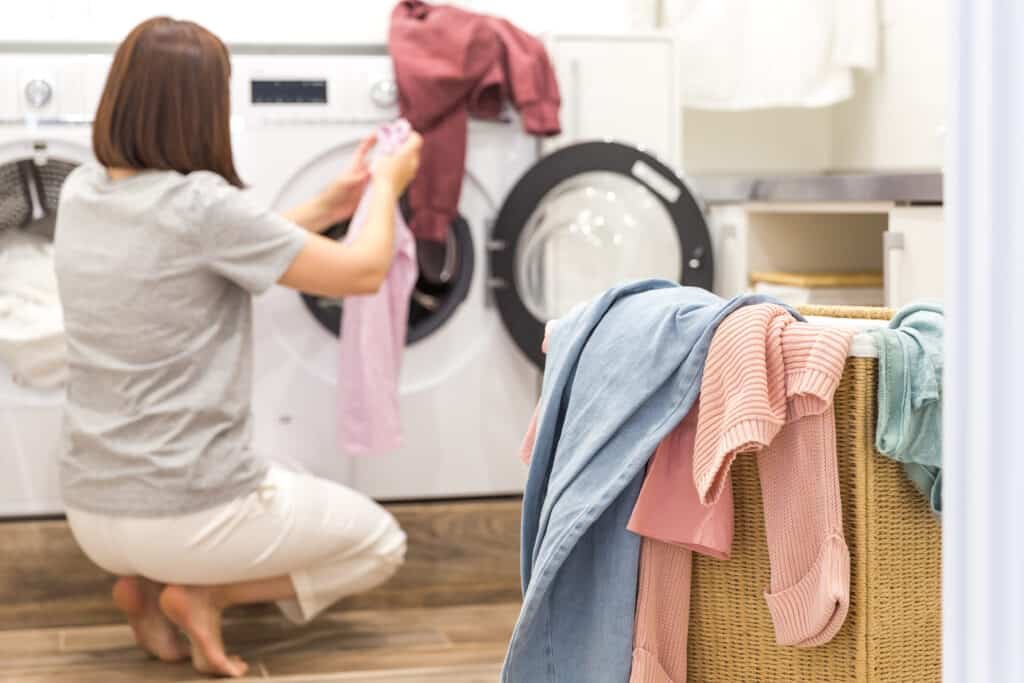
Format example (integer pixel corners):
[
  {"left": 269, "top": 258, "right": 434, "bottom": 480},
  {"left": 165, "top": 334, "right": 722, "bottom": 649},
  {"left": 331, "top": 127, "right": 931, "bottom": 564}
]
[
  {"left": 316, "top": 133, "right": 378, "bottom": 225},
  {"left": 282, "top": 130, "right": 420, "bottom": 235},
  {"left": 279, "top": 131, "right": 423, "bottom": 298},
  {"left": 372, "top": 132, "right": 423, "bottom": 195}
]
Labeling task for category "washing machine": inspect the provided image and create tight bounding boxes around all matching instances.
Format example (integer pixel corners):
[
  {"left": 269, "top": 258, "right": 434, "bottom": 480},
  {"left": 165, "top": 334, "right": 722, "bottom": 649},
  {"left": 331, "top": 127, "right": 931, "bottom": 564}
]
[
  {"left": 0, "top": 53, "right": 111, "bottom": 517},
  {"left": 235, "top": 50, "right": 713, "bottom": 500}
]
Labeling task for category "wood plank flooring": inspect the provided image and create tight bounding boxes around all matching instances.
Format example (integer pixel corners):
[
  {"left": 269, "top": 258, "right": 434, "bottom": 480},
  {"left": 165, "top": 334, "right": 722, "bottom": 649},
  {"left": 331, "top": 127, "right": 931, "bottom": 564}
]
[
  {"left": 0, "top": 603, "right": 519, "bottom": 682},
  {"left": 0, "top": 498, "right": 523, "bottom": 630},
  {"left": 0, "top": 499, "right": 523, "bottom": 680}
]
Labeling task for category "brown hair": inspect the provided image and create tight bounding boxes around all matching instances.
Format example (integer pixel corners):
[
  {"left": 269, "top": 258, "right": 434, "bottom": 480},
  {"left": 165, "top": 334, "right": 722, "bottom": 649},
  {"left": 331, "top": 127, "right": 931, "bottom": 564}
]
[{"left": 93, "top": 17, "right": 243, "bottom": 187}]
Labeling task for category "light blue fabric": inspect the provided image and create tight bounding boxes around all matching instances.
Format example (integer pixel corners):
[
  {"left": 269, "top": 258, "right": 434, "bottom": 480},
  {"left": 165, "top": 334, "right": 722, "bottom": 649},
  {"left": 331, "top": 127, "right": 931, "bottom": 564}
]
[
  {"left": 868, "top": 303, "right": 943, "bottom": 515},
  {"left": 502, "top": 281, "right": 785, "bottom": 683}
]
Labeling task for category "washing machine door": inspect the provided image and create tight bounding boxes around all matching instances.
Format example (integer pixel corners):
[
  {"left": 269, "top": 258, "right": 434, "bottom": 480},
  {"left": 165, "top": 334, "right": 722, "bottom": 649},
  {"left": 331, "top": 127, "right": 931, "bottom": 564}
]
[{"left": 489, "top": 141, "right": 713, "bottom": 368}]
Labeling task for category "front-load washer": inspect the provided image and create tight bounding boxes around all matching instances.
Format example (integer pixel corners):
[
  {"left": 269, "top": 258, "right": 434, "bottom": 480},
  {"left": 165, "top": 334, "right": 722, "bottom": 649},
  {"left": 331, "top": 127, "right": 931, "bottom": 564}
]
[
  {"left": 236, "top": 50, "right": 714, "bottom": 501},
  {"left": 0, "top": 53, "right": 111, "bottom": 517}
]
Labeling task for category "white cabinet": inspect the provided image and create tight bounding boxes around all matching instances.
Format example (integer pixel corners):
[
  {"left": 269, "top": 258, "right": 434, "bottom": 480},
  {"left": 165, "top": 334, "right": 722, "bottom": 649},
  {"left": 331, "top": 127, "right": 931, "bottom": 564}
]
[
  {"left": 708, "top": 202, "right": 945, "bottom": 308},
  {"left": 884, "top": 206, "right": 945, "bottom": 307},
  {"left": 708, "top": 203, "right": 890, "bottom": 298},
  {"left": 543, "top": 33, "right": 680, "bottom": 168}
]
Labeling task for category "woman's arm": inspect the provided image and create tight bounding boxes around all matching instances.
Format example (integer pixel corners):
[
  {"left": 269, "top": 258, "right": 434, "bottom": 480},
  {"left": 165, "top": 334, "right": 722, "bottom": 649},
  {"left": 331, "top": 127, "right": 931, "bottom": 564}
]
[
  {"left": 278, "top": 133, "right": 421, "bottom": 298},
  {"left": 282, "top": 196, "right": 336, "bottom": 234}
]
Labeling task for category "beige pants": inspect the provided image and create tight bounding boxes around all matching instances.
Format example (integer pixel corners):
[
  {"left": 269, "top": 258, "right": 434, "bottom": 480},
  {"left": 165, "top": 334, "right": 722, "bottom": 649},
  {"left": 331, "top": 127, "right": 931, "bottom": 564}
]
[{"left": 66, "top": 465, "right": 407, "bottom": 623}]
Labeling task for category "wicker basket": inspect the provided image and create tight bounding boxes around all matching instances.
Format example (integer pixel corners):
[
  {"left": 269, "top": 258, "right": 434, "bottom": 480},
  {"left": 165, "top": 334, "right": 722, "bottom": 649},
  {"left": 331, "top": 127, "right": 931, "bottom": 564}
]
[{"left": 686, "top": 306, "right": 942, "bottom": 682}]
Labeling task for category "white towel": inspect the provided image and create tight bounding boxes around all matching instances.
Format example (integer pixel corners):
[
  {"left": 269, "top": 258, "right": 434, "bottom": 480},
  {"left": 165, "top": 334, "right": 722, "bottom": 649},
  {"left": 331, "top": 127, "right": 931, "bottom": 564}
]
[{"left": 664, "top": 0, "right": 878, "bottom": 110}]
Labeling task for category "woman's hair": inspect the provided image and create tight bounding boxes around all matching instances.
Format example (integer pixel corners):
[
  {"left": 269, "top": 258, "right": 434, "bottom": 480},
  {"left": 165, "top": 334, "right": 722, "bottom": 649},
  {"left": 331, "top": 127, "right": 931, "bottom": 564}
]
[{"left": 93, "top": 17, "right": 243, "bottom": 187}]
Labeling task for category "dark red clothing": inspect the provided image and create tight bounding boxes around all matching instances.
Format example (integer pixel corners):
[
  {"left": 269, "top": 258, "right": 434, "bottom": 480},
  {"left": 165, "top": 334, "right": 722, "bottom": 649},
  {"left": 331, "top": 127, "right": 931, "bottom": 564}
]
[{"left": 389, "top": 0, "right": 561, "bottom": 242}]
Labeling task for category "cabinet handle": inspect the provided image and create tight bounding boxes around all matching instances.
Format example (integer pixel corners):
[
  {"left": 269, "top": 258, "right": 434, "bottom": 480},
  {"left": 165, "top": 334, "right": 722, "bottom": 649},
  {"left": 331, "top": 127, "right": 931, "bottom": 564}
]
[{"left": 884, "top": 231, "right": 906, "bottom": 308}]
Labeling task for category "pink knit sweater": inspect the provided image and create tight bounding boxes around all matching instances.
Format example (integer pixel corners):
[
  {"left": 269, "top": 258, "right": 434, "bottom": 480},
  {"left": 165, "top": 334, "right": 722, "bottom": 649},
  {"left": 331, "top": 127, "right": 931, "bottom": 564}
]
[{"left": 693, "top": 304, "right": 854, "bottom": 647}]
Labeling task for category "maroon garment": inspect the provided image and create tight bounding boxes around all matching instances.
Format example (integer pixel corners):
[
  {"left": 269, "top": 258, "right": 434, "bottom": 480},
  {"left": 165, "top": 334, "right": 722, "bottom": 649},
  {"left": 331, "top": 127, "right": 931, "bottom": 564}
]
[{"left": 389, "top": 0, "right": 561, "bottom": 242}]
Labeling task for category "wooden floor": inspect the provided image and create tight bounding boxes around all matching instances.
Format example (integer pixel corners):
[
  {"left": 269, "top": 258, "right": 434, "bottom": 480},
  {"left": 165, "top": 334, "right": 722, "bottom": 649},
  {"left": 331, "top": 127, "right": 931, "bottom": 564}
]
[
  {"left": 0, "top": 602, "right": 519, "bottom": 682},
  {"left": 0, "top": 499, "right": 523, "bottom": 681},
  {"left": 0, "top": 499, "right": 523, "bottom": 630}
]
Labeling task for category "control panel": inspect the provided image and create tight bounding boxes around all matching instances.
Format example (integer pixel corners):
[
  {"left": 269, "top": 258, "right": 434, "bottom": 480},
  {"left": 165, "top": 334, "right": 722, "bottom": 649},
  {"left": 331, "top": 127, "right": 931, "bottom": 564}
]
[
  {"left": 0, "top": 53, "right": 401, "bottom": 126},
  {"left": 232, "top": 54, "right": 399, "bottom": 124}
]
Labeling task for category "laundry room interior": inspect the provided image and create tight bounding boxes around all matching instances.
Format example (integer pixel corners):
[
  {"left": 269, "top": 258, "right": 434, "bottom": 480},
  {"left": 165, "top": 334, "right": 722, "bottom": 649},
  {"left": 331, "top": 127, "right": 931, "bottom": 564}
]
[{"left": 0, "top": 1, "right": 1017, "bottom": 681}]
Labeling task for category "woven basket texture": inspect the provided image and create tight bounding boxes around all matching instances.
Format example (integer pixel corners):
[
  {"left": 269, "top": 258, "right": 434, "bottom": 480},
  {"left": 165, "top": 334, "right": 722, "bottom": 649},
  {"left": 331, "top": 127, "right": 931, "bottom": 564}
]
[{"left": 686, "top": 306, "right": 941, "bottom": 682}]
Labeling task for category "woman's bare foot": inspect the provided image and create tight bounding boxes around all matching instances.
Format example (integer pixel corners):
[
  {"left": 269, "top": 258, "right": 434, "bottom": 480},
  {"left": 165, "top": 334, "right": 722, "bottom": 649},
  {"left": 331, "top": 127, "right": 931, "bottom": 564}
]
[
  {"left": 159, "top": 584, "right": 248, "bottom": 678},
  {"left": 111, "top": 576, "right": 189, "bottom": 662}
]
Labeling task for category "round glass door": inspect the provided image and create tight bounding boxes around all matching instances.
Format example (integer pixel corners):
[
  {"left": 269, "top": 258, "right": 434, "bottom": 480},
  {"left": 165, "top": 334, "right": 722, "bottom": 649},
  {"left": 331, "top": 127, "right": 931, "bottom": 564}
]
[
  {"left": 515, "top": 171, "right": 683, "bottom": 322},
  {"left": 490, "top": 141, "right": 713, "bottom": 368}
]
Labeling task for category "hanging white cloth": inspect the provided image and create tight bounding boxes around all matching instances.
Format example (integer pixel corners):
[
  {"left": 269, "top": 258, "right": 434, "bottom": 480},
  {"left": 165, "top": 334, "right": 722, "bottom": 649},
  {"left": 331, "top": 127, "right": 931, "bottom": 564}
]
[
  {"left": 663, "top": 0, "right": 879, "bottom": 110},
  {"left": 0, "top": 229, "right": 67, "bottom": 390}
]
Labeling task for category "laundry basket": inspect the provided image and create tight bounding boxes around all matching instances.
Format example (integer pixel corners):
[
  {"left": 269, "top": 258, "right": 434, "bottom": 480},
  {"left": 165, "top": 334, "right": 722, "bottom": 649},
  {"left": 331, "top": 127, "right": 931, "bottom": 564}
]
[{"left": 686, "top": 305, "right": 942, "bottom": 682}]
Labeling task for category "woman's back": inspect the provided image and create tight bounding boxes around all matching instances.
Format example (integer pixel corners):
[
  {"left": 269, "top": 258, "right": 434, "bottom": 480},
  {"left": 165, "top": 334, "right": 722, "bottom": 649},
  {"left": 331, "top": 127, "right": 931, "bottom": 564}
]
[{"left": 55, "top": 163, "right": 305, "bottom": 517}]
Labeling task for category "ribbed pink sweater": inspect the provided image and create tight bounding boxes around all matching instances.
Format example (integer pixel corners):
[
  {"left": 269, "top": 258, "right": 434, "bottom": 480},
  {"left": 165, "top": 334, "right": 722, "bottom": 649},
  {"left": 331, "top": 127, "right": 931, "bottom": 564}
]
[{"left": 693, "top": 304, "right": 853, "bottom": 647}]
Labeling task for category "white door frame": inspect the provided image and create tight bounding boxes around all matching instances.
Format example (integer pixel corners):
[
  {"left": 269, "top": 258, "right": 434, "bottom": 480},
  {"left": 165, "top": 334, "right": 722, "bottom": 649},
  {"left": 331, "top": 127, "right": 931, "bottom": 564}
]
[{"left": 943, "top": 1, "right": 1024, "bottom": 680}]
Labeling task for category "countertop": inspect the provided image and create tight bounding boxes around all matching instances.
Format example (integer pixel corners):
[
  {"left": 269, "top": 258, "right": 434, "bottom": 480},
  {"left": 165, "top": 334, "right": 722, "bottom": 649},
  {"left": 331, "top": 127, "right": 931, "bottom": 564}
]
[{"left": 689, "top": 172, "right": 943, "bottom": 205}]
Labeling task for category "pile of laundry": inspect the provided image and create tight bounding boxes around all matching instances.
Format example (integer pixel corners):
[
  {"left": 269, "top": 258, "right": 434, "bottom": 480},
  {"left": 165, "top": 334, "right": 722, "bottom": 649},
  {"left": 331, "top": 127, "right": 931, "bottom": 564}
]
[
  {"left": 505, "top": 280, "right": 943, "bottom": 682},
  {"left": 0, "top": 228, "right": 67, "bottom": 390}
]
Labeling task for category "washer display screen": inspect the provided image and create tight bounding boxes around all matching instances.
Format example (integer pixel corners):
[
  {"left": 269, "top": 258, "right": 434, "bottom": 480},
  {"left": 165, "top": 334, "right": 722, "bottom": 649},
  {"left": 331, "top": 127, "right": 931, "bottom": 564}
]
[{"left": 251, "top": 79, "right": 327, "bottom": 104}]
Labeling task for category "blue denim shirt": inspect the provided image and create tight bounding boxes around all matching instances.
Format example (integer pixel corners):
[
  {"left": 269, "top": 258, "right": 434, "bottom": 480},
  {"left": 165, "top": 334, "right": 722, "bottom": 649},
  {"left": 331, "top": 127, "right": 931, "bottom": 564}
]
[{"left": 502, "top": 281, "right": 779, "bottom": 683}]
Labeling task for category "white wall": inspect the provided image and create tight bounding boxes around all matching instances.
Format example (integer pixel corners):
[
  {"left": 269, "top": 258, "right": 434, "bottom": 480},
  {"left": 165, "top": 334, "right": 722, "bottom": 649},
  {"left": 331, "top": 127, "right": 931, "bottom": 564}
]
[
  {"left": 0, "top": 1, "right": 403, "bottom": 44},
  {"left": 681, "top": 0, "right": 947, "bottom": 175},
  {"left": 830, "top": 0, "right": 947, "bottom": 171},
  {"left": 0, "top": 1, "right": 654, "bottom": 45},
  {"left": 683, "top": 108, "right": 833, "bottom": 174}
]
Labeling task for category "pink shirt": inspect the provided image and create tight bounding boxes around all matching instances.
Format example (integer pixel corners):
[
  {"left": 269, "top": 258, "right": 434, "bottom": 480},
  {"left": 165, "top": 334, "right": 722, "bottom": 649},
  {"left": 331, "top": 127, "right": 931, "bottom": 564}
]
[
  {"left": 337, "top": 120, "right": 419, "bottom": 454},
  {"left": 627, "top": 404, "right": 734, "bottom": 561}
]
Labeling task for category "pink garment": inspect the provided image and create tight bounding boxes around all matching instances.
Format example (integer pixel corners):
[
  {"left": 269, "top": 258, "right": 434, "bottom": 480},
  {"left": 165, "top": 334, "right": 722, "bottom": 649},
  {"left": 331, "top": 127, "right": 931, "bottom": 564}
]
[
  {"left": 692, "top": 304, "right": 854, "bottom": 647},
  {"left": 627, "top": 405, "right": 732, "bottom": 683},
  {"left": 627, "top": 404, "right": 734, "bottom": 561},
  {"left": 631, "top": 540, "right": 691, "bottom": 683},
  {"left": 518, "top": 321, "right": 553, "bottom": 465},
  {"left": 389, "top": 1, "right": 561, "bottom": 242},
  {"left": 337, "top": 120, "right": 418, "bottom": 454}
]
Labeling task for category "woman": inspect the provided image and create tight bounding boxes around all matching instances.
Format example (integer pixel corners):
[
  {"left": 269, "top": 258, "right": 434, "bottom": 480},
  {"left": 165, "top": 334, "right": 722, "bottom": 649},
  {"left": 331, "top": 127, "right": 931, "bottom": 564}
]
[{"left": 54, "top": 17, "right": 421, "bottom": 678}]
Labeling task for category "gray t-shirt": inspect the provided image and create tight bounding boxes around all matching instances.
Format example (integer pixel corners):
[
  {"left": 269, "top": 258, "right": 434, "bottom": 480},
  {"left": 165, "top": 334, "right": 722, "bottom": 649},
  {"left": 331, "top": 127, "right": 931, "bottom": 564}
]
[{"left": 55, "top": 163, "right": 308, "bottom": 517}]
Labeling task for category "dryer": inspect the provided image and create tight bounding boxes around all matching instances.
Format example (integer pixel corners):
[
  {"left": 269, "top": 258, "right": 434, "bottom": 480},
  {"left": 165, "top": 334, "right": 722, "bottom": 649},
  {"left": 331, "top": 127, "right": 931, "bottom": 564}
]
[
  {"left": 236, "top": 50, "right": 714, "bottom": 501},
  {"left": 0, "top": 52, "right": 110, "bottom": 517}
]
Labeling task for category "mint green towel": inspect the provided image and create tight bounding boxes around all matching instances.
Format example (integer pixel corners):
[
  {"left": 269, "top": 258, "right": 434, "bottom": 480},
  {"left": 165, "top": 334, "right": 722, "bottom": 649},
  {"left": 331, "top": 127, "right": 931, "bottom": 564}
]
[{"left": 869, "top": 303, "right": 943, "bottom": 515}]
